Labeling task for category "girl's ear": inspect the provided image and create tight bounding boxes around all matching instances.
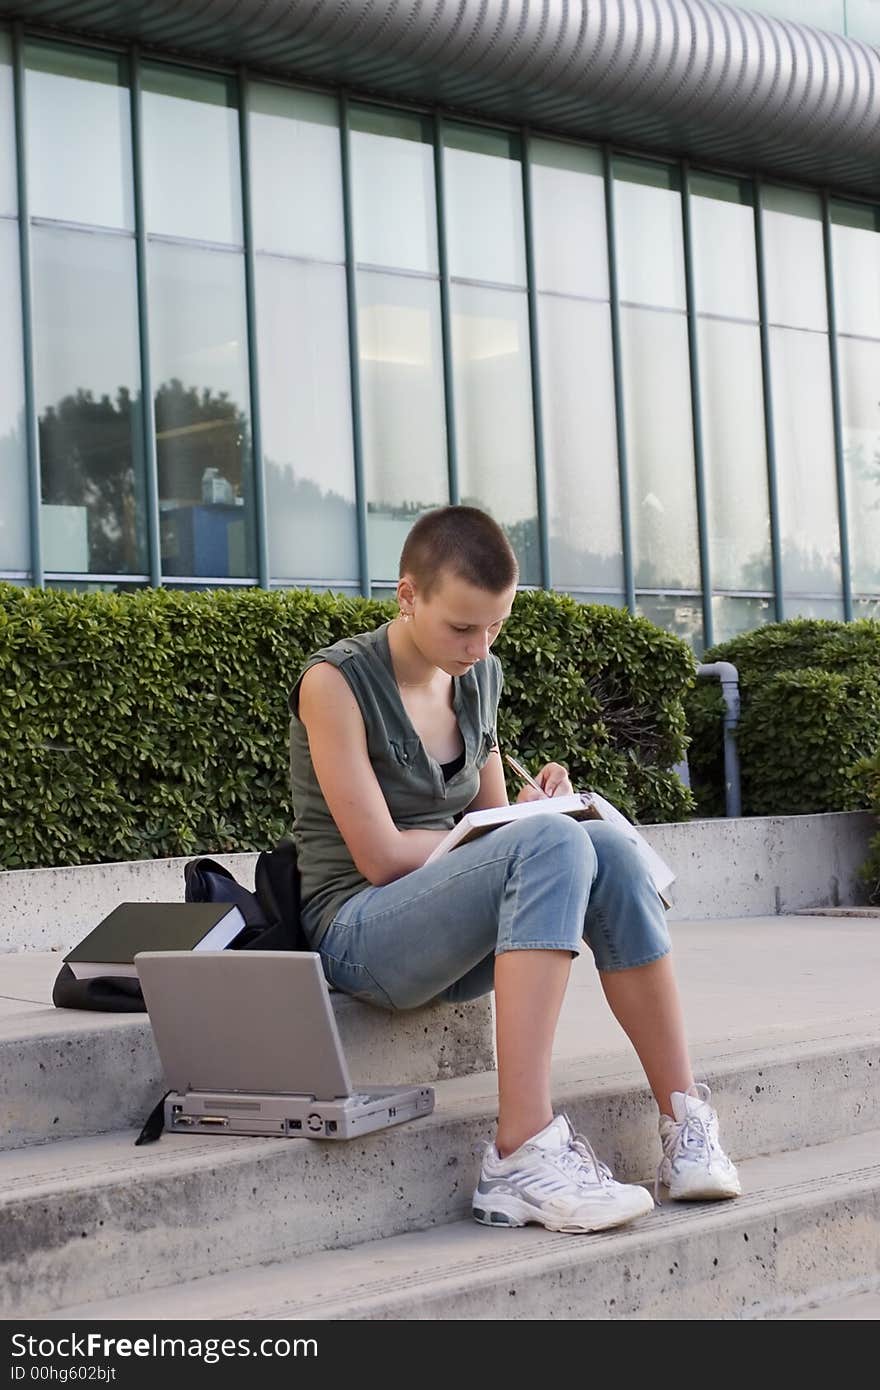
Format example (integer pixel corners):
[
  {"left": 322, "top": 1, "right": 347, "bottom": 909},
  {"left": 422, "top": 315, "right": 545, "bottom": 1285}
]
[{"left": 396, "top": 575, "right": 416, "bottom": 617}]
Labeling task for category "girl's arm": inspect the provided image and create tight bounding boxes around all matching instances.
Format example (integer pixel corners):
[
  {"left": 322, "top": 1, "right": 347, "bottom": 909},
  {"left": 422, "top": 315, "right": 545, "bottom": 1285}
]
[{"left": 298, "top": 661, "right": 448, "bottom": 886}]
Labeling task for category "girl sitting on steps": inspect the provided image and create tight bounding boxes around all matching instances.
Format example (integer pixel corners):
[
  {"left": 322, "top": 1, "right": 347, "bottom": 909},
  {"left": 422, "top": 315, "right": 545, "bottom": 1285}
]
[{"left": 290, "top": 505, "right": 740, "bottom": 1234}]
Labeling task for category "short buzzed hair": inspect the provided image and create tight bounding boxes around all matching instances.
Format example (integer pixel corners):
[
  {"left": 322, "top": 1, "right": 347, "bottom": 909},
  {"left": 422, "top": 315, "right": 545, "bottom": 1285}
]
[{"left": 400, "top": 506, "right": 519, "bottom": 597}]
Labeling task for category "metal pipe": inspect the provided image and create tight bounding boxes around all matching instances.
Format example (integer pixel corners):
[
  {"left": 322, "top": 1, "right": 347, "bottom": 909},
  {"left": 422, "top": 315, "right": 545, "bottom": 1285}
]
[{"left": 696, "top": 661, "right": 742, "bottom": 818}]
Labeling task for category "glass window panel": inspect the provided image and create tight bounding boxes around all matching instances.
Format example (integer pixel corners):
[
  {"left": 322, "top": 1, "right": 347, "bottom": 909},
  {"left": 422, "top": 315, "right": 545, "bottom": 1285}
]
[
  {"left": 846, "top": 0, "right": 880, "bottom": 42},
  {"left": 148, "top": 242, "right": 255, "bottom": 579},
  {"left": 689, "top": 173, "right": 758, "bottom": 321},
  {"left": 697, "top": 319, "right": 771, "bottom": 591},
  {"left": 770, "top": 327, "right": 841, "bottom": 599},
  {"left": 142, "top": 65, "right": 242, "bottom": 245},
  {"left": 762, "top": 185, "right": 827, "bottom": 332},
  {"left": 620, "top": 307, "right": 700, "bottom": 589},
  {"left": 47, "top": 579, "right": 148, "bottom": 592},
  {"left": 451, "top": 284, "right": 538, "bottom": 582},
  {"left": 0, "top": 29, "right": 16, "bottom": 217},
  {"left": 32, "top": 226, "right": 145, "bottom": 575},
  {"left": 562, "top": 592, "right": 627, "bottom": 609},
  {"left": 636, "top": 594, "right": 703, "bottom": 652},
  {"left": 538, "top": 295, "right": 622, "bottom": 590},
  {"left": 530, "top": 139, "right": 607, "bottom": 300},
  {"left": 711, "top": 595, "right": 774, "bottom": 644},
  {"left": 785, "top": 595, "right": 845, "bottom": 620},
  {"left": 614, "top": 159, "right": 685, "bottom": 311},
  {"left": 831, "top": 201, "right": 880, "bottom": 341},
  {"left": 838, "top": 337, "right": 880, "bottom": 595},
  {"left": 444, "top": 126, "right": 525, "bottom": 286},
  {"left": 256, "top": 257, "right": 357, "bottom": 584},
  {"left": 357, "top": 271, "right": 448, "bottom": 581},
  {"left": 351, "top": 107, "right": 437, "bottom": 274},
  {"left": 249, "top": 84, "right": 344, "bottom": 262},
  {"left": 25, "top": 42, "right": 133, "bottom": 231},
  {"left": 0, "top": 221, "right": 28, "bottom": 570}
]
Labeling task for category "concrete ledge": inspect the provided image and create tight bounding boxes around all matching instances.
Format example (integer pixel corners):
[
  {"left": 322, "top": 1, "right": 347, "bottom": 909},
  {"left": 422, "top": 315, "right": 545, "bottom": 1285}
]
[
  {"left": 1, "top": 811, "right": 875, "bottom": 953},
  {"left": 0, "top": 988, "right": 494, "bottom": 1151}
]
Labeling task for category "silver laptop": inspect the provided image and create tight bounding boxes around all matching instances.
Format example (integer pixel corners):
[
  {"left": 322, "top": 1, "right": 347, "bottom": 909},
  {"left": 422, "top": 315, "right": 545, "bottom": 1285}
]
[{"left": 135, "top": 951, "right": 434, "bottom": 1140}]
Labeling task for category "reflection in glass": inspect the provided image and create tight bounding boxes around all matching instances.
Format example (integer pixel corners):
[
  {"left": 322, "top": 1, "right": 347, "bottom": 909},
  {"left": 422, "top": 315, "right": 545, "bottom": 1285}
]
[
  {"left": 620, "top": 308, "right": 700, "bottom": 590},
  {"left": 47, "top": 579, "right": 148, "bottom": 592},
  {"left": 444, "top": 126, "right": 525, "bottom": 286},
  {"left": 148, "top": 241, "right": 254, "bottom": 578},
  {"left": 831, "top": 201, "right": 880, "bottom": 341},
  {"left": 711, "top": 595, "right": 774, "bottom": 644},
  {"left": 25, "top": 42, "right": 133, "bottom": 231},
  {"left": 357, "top": 271, "right": 448, "bottom": 582},
  {"left": 636, "top": 594, "right": 703, "bottom": 652},
  {"left": 255, "top": 257, "right": 357, "bottom": 583},
  {"left": 538, "top": 296, "right": 622, "bottom": 591},
  {"left": 249, "top": 84, "right": 344, "bottom": 262},
  {"left": 0, "top": 30, "right": 17, "bottom": 217},
  {"left": 854, "top": 598, "right": 880, "bottom": 619},
  {"left": 142, "top": 65, "right": 242, "bottom": 246},
  {"left": 32, "top": 226, "right": 145, "bottom": 575},
  {"left": 530, "top": 139, "right": 607, "bottom": 300},
  {"left": 451, "top": 284, "right": 538, "bottom": 582},
  {"left": 762, "top": 185, "right": 827, "bottom": 332},
  {"left": 351, "top": 108, "right": 437, "bottom": 274},
  {"left": 689, "top": 174, "right": 758, "bottom": 321},
  {"left": 697, "top": 319, "right": 771, "bottom": 591},
  {"left": 838, "top": 337, "right": 880, "bottom": 595},
  {"left": 614, "top": 159, "right": 685, "bottom": 311},
  {"left": 770, "top": 327, "right": 841, "bottom": 599},
  {"left": 0, "top": 222, "right": 28, "bottom": 570}
]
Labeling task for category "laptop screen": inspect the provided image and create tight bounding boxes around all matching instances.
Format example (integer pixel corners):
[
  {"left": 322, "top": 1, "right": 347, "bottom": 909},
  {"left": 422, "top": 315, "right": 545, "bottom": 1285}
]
[{"left": 135, "top": 951, "right": 354, "bottom": 1100}]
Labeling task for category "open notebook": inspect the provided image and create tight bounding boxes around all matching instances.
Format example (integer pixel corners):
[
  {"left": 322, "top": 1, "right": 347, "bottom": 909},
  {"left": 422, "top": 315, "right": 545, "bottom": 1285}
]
[{"left": 424, "top": 791, "right": 675, "bottom": 908}]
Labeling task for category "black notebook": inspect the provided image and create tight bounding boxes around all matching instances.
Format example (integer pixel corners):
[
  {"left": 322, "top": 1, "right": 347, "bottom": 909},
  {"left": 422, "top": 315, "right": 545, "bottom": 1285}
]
[{"left": 63, "top": 902, "right": 246, "bottom": 980}]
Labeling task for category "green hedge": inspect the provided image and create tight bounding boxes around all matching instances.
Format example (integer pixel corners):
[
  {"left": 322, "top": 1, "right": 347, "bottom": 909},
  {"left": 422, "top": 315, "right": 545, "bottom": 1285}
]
[
  {"left": 0, "top": 584, "right": 694, "bottom": 870},
  {"left": 686, "top": 619, "right": 880, "bottom": 818}
]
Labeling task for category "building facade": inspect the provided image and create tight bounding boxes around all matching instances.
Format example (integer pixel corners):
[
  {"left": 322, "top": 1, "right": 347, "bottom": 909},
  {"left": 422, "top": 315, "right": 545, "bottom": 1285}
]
[{"left": 0, "top": 0, "right": 879, "bottom": 651}]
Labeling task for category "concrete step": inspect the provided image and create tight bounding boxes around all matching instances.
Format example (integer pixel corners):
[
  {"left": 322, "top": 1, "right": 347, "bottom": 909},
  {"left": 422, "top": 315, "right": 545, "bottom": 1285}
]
[
  {"left": 0, "top": 954, "right": 494, "bottom": 1150},
  {"left": 38, "top": 1129, "right": 880, "bottom": 1321},
  {"left": 2, "top": 1031, "right": 879, "bottom": 1318}
]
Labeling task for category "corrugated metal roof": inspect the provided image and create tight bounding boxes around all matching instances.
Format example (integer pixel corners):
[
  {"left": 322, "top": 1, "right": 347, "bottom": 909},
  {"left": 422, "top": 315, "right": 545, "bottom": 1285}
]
[{"left": 3, "top": 0, "right": 879, "bottom": 198}]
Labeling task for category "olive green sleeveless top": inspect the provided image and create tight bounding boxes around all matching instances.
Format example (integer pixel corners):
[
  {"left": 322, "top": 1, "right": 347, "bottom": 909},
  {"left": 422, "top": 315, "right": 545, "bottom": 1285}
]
[{"left": 289, "top": 622, "right": 503, "bottom": 947}]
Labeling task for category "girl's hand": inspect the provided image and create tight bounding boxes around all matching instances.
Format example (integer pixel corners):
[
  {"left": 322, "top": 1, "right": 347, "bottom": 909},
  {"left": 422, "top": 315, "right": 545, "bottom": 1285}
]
[{"left": 515, "top": 762, "right": 573, "bottom": 801}]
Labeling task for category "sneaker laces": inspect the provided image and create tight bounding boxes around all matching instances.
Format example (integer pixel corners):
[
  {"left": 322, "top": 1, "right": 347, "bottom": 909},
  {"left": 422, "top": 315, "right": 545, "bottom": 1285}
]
[
  {"left": 654, "top": 1107, "right": 713, "bottom": 1202},
  {"left": 558, "top": 1130, "right": 615, "bottom": 1189}
]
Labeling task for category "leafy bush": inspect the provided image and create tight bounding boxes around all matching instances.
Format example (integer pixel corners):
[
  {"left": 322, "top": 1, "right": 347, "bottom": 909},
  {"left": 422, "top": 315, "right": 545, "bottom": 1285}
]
[
  {"left": 686, "top": 619, "right": 880, "bottom": 818},
  {"left": 0, "top": 585, "right": 694, "bottom": 869}
]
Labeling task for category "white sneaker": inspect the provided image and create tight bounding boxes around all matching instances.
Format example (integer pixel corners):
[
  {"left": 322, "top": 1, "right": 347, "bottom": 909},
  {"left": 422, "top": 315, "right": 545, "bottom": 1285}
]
[
  {"left": 473, "top": 1114, "right": 655, "bottom": 1234},
  {"left": 657, "top": 1084, "right": 742, "bottom": 1201}
]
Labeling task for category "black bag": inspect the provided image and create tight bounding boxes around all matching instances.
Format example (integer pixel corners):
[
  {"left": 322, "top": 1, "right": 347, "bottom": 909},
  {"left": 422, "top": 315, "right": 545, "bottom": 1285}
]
[{"left": 53, "top": 839, "right": 308, "bottom": 1011}]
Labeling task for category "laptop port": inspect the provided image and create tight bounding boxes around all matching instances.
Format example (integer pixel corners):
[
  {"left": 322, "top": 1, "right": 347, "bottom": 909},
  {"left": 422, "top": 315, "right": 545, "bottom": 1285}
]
[
  {"left": 198, "top": 1116, "right": 229, "bottom": 1127},
  {"left": 287, "top": 1119, "right": 302, "bottom": 1131},
  {"left": 326, "top": 1120, "right": 337, "bottom": 1134},
  {"left": 172, "top": 1115, "right": 197, "bottom": 1126}
]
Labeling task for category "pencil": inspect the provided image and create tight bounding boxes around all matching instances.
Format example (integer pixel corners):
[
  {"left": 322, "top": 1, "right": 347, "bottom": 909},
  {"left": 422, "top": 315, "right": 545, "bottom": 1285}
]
[{"left": 503, "top": 752, "right": 549, "bottom": 798}]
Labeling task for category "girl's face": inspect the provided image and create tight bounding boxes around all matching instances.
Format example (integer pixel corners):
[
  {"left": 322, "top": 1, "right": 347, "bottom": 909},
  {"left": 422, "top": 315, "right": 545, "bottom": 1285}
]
[{"left": 398, "top": 570, "right": 516, "bottom": 675}]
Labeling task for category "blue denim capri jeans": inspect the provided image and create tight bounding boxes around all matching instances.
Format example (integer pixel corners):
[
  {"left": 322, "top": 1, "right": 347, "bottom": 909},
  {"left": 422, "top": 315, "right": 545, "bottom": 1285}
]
[{"left": 318, "top": 816, "right": 671, "bottom": 1012}]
